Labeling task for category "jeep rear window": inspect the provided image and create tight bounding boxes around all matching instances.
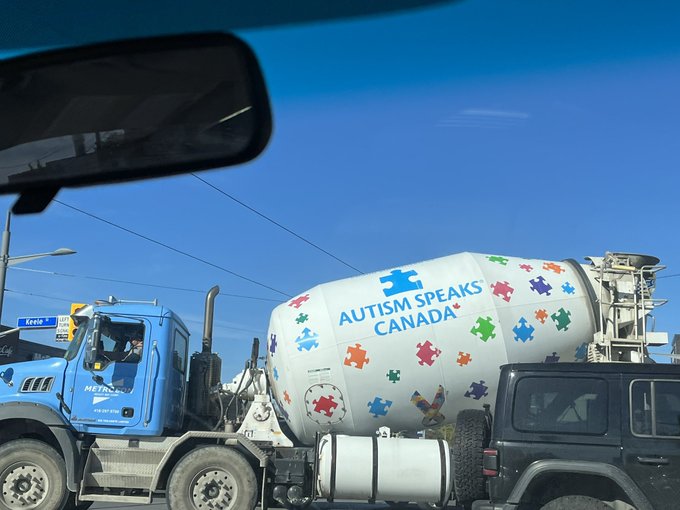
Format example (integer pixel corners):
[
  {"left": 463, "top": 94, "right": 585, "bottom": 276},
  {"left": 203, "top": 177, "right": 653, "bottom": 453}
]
[
  {"left": 513, "top": 377, "right": 608, "bottom": 435},
  {"left": 631, "top": 380, "right": 680, "bottom": 437}
]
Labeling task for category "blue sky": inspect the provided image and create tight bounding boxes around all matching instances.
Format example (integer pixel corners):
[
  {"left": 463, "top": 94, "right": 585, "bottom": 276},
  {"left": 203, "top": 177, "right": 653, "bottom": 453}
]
[{"left": 1, "top": 0, "right": 679, "bottom": 376}]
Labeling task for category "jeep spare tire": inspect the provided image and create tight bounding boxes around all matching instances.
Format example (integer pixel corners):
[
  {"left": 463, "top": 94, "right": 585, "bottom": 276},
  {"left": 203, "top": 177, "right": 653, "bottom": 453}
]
[{"left": 452, "top": 409, "right": 491, "bottom": 504}]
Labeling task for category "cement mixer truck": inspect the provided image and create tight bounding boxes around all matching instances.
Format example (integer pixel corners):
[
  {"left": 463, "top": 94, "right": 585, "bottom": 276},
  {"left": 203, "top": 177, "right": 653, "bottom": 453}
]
[{"left": 0, "top": 251, "right": 674, "bottom": 510}]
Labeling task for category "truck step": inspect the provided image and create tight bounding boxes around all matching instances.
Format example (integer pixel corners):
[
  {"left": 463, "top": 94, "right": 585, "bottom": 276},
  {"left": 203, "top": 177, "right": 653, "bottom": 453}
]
[
  {"left": 89, "top": 447, "right": 164, "bottom": 476},
  {"left": 78, "top": 493, "right": 151, "bottom": 504},
  {"left": 84, "top": 472, "right": 153, "bottom": 489}
]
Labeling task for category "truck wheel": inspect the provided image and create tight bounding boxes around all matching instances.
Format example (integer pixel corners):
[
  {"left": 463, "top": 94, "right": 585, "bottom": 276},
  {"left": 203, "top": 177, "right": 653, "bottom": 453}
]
[
  {"left": 0, "top": 439, "right": 68, "bottom": 510},
  {"left": 452, "top": 409, "right": 490, "bottom": 504},
  {"left": 167, "top": 446, "right": 258, "bottom": 510},
  {"left": 62, "top": 493, "right": 93, "bottom": 510},
  {"left": 540, "top": 495, "right": 611, "bottom": 510}
]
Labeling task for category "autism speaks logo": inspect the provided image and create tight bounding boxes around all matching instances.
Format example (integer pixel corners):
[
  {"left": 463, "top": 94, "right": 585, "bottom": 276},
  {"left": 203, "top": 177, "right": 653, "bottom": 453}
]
[{"left": 338, "top": 268, "right": 483, "bottom": 336}]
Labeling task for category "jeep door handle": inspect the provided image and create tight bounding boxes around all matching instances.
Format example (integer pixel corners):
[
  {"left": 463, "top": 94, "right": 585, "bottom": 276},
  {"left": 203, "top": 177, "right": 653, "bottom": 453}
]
[{"left": 637, "top": 456, "right": 669, "bottom": 465}]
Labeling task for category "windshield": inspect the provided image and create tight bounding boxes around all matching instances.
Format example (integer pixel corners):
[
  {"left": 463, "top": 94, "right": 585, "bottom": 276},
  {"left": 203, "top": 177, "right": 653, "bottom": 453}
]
[{"left": 63, "top": 318, "right": 88, "bottom": 361}]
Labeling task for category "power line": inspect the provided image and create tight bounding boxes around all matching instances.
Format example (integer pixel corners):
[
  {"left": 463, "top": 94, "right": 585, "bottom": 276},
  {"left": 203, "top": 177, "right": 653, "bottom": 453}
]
[
  {"left": 658, "top": 273, "right": 680, "bottom": 279},
  {"left": 10, "top": 267, "right": 282, "bottom": 303},
  {"left": 191, "top": 173, "right": 364, "bottom": 274},
  {"left": 53, "top": 200, "right": 292, "bottom": 298}
]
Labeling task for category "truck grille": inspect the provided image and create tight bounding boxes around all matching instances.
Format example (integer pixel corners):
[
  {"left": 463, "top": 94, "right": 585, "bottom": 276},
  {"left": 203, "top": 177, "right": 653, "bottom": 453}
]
[{"left": 20, "top": 377, "right": 54, "bottom": 393}]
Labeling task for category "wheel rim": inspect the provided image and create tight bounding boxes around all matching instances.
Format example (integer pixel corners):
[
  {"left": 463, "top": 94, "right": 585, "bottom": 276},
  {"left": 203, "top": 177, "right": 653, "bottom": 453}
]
[
  {"left": 189, "top": 467, "right": 237, "bottom": 510},
  {"left": 0, "top": 462, "right": 49, "bottom": 509}
]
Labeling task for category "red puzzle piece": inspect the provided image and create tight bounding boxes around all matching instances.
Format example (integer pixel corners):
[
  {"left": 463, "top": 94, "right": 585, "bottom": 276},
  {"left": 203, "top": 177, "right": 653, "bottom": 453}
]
[
  {"left": 288, "top": 294, "right": 310, "bottom": 309},
  {"left": 312, "top": 395, "right": 338, "bottom": 417}
]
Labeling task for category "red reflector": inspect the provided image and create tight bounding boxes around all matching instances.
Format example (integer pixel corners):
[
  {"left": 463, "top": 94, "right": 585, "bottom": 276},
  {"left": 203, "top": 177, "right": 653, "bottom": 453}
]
[
  {"left": 482, "top": 468, "right": 498, "bottom": 477},
  {"left": 484, "top": 448, "right": 498, "bottom": 456},
  {"left": 483, "top": 448, "right": 499, "bottom": 476}
]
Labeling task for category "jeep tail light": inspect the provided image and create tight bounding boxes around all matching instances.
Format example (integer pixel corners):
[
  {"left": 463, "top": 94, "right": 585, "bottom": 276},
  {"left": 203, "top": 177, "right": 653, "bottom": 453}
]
[{"left": 482, "top": 448, "right": 498, "bottom": 476}]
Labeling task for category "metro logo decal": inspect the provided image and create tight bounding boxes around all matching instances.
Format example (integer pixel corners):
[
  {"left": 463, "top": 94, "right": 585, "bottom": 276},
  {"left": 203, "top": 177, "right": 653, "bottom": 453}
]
[{"left": 338, "top": 275, "right": 483, "bottom": 336}]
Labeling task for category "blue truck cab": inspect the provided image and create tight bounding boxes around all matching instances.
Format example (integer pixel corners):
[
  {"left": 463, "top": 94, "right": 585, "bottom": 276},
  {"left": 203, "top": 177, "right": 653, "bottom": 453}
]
[{"left": 0, "top": 301, "right": 190, "bottom": 437}]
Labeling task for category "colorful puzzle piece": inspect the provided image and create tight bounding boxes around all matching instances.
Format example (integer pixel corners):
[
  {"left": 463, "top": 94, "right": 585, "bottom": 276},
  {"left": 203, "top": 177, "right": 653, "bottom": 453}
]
[
  {"left": 575, "top": 342, "right": 588, "bottom": 361},
  {"left": 544, "top": 352, "right": 560, "bottom": 363},
  {"left": 269, "top": 333, "right": 277, "bottom": 355},
  {"left": 487, "top": 255, "right": 509, "bottom": 265},
  {"left": 529, "top": 276, "right": 552, "bottom": 296},
  {"left": 513, "top": 317, "right": 535, "bottom": 343},
  {"left": 379, "top": 269, "right": 423, "bottom": 297},
  {"left": 416, "top": 340, "right": 442, "bottom": 366},
  {"left": 273, "top": 367, "right": 279, "bottom": 380},
  {"left": 550, "top": 307, "right": 572, "bottom": 331},
  {"left": 284, "top": 390, "right": 291, "bottom": 404},
  {"left": 471, "top": 316, "right": 496, "bottom": 342},
  {"left": 411, "top": 385, "right": 446, "bottom": 426},
  {"left": 367, "top": 397, "right": 393, "bottom": 418},
  {"left": 457, "top": 351, "right": 472, "bottom": 366},
  {"left": 543, "top": 262, "right": 565, "bottom": 274},
  {"left": 535, "top": 309, "right": 549, "bottom": 324},
  {"left": 295, "top": 328, "right": 320, "bottom": 351},
  {"left": 344, "top": 343, "right": 370, "bottom": 369},
  {"left": 561, "top": 282, "right": 576, "bottom": 295},
  {"left": 386, "top": 369, "right": 401, "bottom": 383},
  {"left": 295, "top": 313, "right": 309, "bottom": 324},
  {"left": 288, "top": 294, "right": 310, "bottom": 309},
  {"left": 312, "top": 395, "right": 338, "bottom": 417},
  {"left": 491, "top": 280, "right": 515, "bottom": 302},
  {"left": 465, "top": 380, "right": 489, "bottom": 400},
  {"left": 519, "top": 263, "right": 534, "bottom": 272}
]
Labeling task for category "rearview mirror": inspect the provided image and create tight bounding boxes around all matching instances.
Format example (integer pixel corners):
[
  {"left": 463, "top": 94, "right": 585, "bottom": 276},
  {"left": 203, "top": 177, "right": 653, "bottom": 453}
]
[{"left": 0, "top": 33, "right": 271, "bottom": 212}]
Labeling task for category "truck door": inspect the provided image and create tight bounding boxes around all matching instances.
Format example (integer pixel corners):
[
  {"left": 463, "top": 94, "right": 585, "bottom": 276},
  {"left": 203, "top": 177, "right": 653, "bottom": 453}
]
[
  {"left": 621, "top": 378, "right": 680, "bottom": 509},
  {"left": 66, "top": 315, "right": 152, "bottom": 431}
]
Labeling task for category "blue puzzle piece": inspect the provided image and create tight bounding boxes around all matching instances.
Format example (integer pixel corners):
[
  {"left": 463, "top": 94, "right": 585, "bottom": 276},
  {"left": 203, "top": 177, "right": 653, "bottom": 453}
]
[
  {"left": 544, "top": 352, "right": 560, "bottom": 363},
  {"left": 575, "top": 342, "right": 588, "bottom": 361},
  {"left": 295, "top": 328, "right": 319, "bottom": 352},
  {"left": 269, "top": 334, "right": 277, "bottom": 355},
  {"left": 367, "top": 397, "right": 393, "bottom": 418},
  {"left": 380, "top": 269, "right": 423, "bottom": 297},
  {"left": 512, "top": 317, "right": 535, "bottom": 343},
  {"left": 529, "top": 276, "right": 552, "bottom": 296},
  {"left": 273, "top": 367, "right": 279, "bottom": 380},
  {"left": 561, "top": 282, "right": 576, "bottom": 295},
  {"left": 464, "top": 380, "right": 489, "bottom": 400}
]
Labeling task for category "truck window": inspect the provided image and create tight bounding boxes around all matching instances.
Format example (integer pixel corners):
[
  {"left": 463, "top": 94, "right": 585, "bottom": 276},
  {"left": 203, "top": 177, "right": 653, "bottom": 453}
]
[
  {"left": 631, "top": 380, "right": 680, "bottom": 437},
  {"left": 513, "top": 377, "right": 608, "bottom": 435},
  {"left": 173, "top": 329, "right": 188, "bottom": 374}
]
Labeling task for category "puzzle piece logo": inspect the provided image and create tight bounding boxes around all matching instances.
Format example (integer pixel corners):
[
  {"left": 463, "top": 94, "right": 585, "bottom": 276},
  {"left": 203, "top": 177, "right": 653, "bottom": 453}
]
[
  {"left": 386, "top": 369, "right": 401, "bottom": 383},
  {"left": 512, "top": 317, "right": 535, "bottom": 343},
  {"left": 273, "top": 367, "right": 279, "bottom": 381},
  {"left": 379, "top": 269, "right": 423, "bottom": 297},
  {"left": 457, "top": 351, "right": 472, "bottom": 366},
  {"left": 550, "top": 307, "right": 572, "bottom": 331},
  {"left": 416, "top": 340, "right": 442, "bottom": 366},
  {"left": 487, "top": 255, "right": 509, "bottom": 265},
  {"left": 535, "top": 309, "right": 548, "bottom": 324},
  {"left": 543, "top": 262, "right": 565, "bottom": 274},
  {"left": 561, "top": 282, "right": 576, "bottom": 295},
  {"left": 296, "top": 313, "right": 309, "bottom": 324},
  {"left": 575, "top": 342, "right": 588, "bottom": 361},
  {"left": 284, "top": 390, "right": 291, "bottom": 404},
  {"left": 411, "top": 385, "right": 446, "bottom": 427},
  {"left": 529, "top": 276, "right": 552, "bottom": 296},
  {"left": 519, "top": 263, "right": 534, "bottom": 272},
  {"left": 344, "top": 343, "right": 370, "bottom": 369},
  {"left": 491, "top": 280, "right": 515, "bottom": 302},
  {"left": 269, "top": 333, "right": 277, "bottom": 355},
  {"left": 464, "top": 380, "right": 489, "bottom": 400},
  {"left": 288, "top": 294, "right": 310, "bottom": 309},
  {"left": 367, "top": 397, "right": 393, "bottom": 418},
  {"left": 295, "top": 328, "right": 319, "bottom": 351},
  {"left": 470, "top": 316, "right": 496, "bottom": 342},
  {"left": 544, "top": 352, "right": 560, "bottom": 363},
  {"left": 305, "top": 384, "right": 346, "bottom": 425}
]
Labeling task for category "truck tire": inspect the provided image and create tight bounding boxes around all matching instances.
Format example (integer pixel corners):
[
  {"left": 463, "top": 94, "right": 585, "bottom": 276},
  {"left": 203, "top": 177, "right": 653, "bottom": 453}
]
[
  {"left": 540, "top": 495, "right": 611, "bottom": 510},
  {"left": 167, "top": 446, "right": 258, "bottom": 510},
  {"left": 0, "top": 439, "right": 68, "bottom": 510},
  {"left": 452, "top": 409, "right": 490, "bottom": 504}
]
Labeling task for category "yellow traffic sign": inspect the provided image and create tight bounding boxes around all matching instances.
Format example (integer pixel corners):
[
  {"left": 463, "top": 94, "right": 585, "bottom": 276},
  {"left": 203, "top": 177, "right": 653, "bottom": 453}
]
[{"left": 68, "top": 303, "right": 87, "bottom": 341}]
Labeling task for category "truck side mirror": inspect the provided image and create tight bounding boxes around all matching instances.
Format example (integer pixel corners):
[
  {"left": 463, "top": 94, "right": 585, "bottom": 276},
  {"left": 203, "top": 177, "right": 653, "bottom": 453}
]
[{"left": 83, "top": 314, "right": 102, "bottom": 370}]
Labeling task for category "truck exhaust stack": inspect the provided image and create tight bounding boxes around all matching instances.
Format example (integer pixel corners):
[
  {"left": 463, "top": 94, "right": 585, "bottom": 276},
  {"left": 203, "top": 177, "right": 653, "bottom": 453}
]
[{"left": 202, "top": 285, "right": 220, "bottom": 353}]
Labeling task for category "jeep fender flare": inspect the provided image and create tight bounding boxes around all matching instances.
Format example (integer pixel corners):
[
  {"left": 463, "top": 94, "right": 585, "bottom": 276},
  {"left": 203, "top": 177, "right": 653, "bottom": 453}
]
[
  {"left": 506, "top": 460, "right": 652, "bottom": 510},
  {"left": 0, "top": 402, "right": 80, "bottom": 492}
]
